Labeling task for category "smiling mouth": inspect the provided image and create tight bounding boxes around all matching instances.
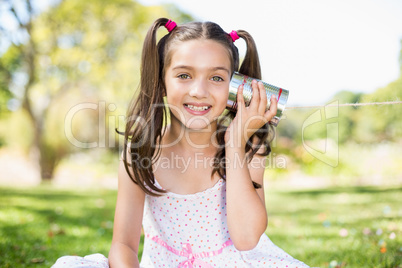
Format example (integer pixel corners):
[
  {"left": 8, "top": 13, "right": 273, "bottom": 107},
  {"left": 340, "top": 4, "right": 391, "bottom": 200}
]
[{"left": 184, "top": 104, "right": 211, "bottom": 111}]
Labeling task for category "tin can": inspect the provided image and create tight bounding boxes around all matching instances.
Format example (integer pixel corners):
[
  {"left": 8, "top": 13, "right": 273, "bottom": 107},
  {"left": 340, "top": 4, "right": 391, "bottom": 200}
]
[{"left": 227, "top": 72, "right": 289, "bottom": 126}]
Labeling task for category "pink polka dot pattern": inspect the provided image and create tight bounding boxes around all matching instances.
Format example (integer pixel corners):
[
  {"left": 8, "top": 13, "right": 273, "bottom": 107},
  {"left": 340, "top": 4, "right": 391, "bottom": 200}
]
[
  {"left": 51, "top": 180, "right": 310, "bottom": 268},
  {"left": 140, "top": 179, "right": 310, "bottom": 267}
]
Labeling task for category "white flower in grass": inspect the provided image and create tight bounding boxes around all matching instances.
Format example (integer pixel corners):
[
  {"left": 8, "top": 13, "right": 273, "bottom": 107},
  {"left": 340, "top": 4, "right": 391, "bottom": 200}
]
[{"left": 339, "top": 228, "right": 348, "bottom": 237}]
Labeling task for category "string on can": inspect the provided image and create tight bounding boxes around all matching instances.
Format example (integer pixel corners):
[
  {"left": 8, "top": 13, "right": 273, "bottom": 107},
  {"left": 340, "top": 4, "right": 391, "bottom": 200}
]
[{"left": 285, "top": 100, "right": 402, "bottom": 110}]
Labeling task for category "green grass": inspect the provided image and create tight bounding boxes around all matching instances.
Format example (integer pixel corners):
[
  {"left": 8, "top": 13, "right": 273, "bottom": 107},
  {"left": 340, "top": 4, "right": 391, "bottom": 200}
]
[
  {"left": 0, "top": 185, "right": 400, "bottom": 267},
  {"left": 0, "top": 186, "right": 119, "bottom": 268},
  {"left": 265, "top": 186, "right": 401, "bottom": 267}
]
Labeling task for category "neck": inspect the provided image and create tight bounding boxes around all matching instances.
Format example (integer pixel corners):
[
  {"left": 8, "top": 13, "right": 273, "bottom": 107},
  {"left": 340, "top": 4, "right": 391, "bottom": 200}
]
[{"left": 164, "top": 118, "right": 219, "bottom": 154}]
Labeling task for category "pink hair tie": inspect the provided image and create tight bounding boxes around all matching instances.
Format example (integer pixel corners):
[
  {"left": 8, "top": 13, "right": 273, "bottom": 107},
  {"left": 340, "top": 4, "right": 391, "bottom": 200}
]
[
  {"left": 229, "top": 30, "right": 239, "bottom": 42},
  {"left": 165, "top": 19, "right": 177, "bottom": 32}
]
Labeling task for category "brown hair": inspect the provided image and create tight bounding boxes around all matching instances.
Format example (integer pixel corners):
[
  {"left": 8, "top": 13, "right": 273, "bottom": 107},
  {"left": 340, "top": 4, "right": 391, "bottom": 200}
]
[{"left": 122, "top": 18, "right": 274, "bottom": 195}]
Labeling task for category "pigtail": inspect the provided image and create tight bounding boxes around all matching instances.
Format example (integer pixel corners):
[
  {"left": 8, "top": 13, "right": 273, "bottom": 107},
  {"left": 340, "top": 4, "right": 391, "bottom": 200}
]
[
  {"left": 123, "top": 18, "right": 171, "bottom": 196},
  {"left": 236, "top": 30, "right": 274, "bottom": 173},
  {"left": 236, "top": 30, "right": 262, "bottom": 79}
]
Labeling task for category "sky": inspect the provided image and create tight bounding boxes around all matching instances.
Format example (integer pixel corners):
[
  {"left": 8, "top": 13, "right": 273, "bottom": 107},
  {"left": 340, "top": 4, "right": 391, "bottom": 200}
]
[{"left": 138, "top": 0, "right": 402, "bottom": 106}]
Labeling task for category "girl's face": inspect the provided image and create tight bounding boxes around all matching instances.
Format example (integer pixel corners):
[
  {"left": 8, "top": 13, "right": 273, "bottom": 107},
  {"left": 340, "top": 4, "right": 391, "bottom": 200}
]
[{"left": 164, "top": 39, "right": 231, "bottom": 131}]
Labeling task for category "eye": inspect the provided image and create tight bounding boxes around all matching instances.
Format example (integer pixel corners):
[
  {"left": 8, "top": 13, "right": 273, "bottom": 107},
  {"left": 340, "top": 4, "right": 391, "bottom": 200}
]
[
  {"left": 211, "top": 76, "right": 224, "bottom": 82},
  {"left": 177, "top": 74, "right": 190, "bottom": 79}
]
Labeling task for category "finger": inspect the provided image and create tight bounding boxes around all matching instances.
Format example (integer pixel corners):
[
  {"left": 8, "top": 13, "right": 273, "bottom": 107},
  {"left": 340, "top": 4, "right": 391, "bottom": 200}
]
[
  {"left": 249, "top": 80, "right": 260, "bottom": 110},
  {"left": 258, "top": 81, "right": 267, "bottom": 115},
  {"left": 236, "top": 84, "right": 245, "bottom": 112},
  {"left": 264, "top": 94, "right": 278, "bottom": 120}
]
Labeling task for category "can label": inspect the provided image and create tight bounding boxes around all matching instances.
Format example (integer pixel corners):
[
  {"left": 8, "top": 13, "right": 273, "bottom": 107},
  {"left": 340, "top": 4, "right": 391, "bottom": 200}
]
[{"left": 227, "top": 72, "right": 289, "bottom": 126}]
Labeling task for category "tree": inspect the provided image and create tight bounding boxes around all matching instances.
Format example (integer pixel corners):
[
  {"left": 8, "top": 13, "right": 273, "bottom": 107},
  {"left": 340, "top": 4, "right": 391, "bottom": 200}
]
[{"left": 0, "top": 0, "right": 192, "bottom": 181}]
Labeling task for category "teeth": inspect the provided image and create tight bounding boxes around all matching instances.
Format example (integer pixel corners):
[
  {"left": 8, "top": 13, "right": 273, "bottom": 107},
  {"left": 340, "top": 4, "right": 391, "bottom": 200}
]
[{"left": 186, "top": 104, "right": 210, "bottom": 111}]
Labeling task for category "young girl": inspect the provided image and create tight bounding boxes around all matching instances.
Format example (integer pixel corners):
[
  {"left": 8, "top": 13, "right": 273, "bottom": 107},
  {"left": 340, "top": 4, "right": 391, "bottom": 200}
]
[{"left": 53, "top": 18, "right": 309, "bottom": 268}]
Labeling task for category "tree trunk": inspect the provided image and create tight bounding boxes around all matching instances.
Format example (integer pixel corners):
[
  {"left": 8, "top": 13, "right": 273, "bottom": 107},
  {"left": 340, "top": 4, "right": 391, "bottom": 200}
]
[
  {"left": 9, "top": 0, "right": 66, "bottom": 182},
  {"left": 39, "top": 140, "right": 59, "bottom": 181}
]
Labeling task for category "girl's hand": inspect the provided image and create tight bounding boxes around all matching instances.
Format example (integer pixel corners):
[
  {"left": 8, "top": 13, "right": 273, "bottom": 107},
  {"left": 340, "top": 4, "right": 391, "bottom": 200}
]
[{"left": 224, "top": 79, "right": 278, "bottom": 148}]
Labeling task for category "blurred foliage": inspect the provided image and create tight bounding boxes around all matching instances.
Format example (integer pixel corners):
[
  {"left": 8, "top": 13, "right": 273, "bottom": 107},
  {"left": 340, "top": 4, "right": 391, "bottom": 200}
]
[
  {"left": 0, "top": 109, "right": 33, "bottom": 151},
  {"left": 0, "top": 45, "right": 22, "bottom": 116},
  {"left": 0, "top": 0, "right": 192, "bottom": 179},
  {"left": 277, "top": 79, "right": 402, "bottom": 146},
  {"left": 356, "top": 77, "right": 402, "bottom": 142},
  {"left": 0, "top": 0, "right": 400, "bottom": 183},
  {"left": 273, "top": 49, "right": 402, "bottom": 181}
]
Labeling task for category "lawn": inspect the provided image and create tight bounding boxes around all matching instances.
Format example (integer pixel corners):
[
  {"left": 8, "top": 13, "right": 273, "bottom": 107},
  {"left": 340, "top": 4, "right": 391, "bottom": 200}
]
[{"left": 0, "top": 184, "right": 400, "bottom": 267}]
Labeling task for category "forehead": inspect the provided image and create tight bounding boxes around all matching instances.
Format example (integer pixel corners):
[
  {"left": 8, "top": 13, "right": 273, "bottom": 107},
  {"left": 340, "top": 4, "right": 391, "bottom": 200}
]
[{"left": 166, "top": 39, "right": 231, "bottom": 71}]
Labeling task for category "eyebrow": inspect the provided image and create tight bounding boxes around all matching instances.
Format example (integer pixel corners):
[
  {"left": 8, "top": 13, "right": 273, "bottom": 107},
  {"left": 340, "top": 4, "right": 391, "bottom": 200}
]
[{"left": 171, "top": 65, "right": 230, "bottom": 75}]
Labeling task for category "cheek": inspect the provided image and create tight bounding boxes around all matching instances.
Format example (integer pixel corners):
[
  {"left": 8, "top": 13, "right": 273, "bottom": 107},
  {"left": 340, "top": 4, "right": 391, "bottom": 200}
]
[
  {"left": 165, "top": 80, "right": 180, "bottom": 104},
  {"left": 216, "top": 86, "right": 230, "bottom": 106},
  {"left": 165, "top": 90, "right": 185, "bottom": 118},
  {"left": 166, "top": 94, "right": 180, "bottom": 108}
]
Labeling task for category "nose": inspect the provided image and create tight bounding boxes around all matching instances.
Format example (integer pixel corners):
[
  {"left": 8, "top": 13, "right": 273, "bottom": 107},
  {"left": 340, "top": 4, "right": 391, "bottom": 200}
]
[{"left": 189, "top": 78, "right": 209, "bottom": 99}]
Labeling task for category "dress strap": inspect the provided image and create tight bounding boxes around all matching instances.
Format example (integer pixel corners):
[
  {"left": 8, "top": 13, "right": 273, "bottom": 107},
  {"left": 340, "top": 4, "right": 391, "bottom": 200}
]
[{"left": 147, "top": 234, "right": 233, "bottom": 267}]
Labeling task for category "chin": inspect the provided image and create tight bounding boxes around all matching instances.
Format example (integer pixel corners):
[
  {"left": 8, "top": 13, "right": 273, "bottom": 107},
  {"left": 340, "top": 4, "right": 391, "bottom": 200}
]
[
  {"left": 184, "top": 121, "right": 212, "bottom": 131},
  {"left": 183, "top": 116, "right": 219, "bottom": 130}
]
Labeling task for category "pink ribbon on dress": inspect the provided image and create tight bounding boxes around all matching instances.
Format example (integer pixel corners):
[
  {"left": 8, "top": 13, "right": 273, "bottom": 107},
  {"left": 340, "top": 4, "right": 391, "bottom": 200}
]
[
  {"left": 148, "top": 234, "right": 233, "bottom": 268},
  {"left": 177, "top": 243, "right": 213, "bottom": 268}
]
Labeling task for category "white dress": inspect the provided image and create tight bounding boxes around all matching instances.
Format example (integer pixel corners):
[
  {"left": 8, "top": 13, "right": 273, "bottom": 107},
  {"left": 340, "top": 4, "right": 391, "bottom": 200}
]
[{"left": 52, "top": 179, "right": 309, "bottom": 268}]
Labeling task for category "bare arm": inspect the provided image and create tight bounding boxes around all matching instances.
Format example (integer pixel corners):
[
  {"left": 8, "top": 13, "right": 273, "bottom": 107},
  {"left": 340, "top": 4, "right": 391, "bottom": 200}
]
[
  {"left": 108, "top": 159, "right": 145, "bottom": 268},
  {"left": 225, "top": 80, "right": 277, "bottom": 251},
  {"left": 225, "top": 146, "right": 268, "bottom": 251}
]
